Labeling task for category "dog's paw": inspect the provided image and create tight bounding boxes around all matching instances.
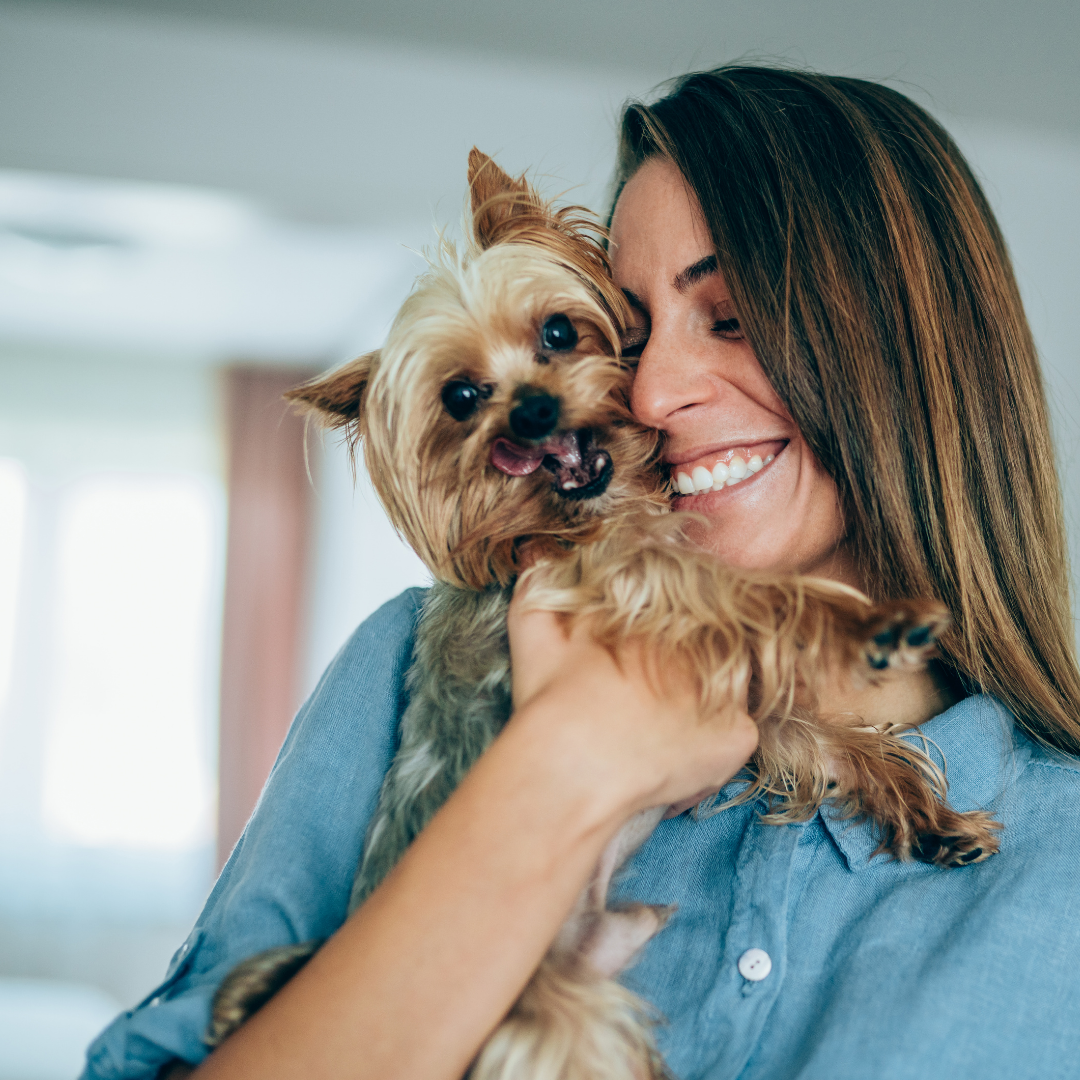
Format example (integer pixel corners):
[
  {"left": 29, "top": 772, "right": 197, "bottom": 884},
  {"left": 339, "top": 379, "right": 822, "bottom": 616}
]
[
  {"left": 909, "top": 811, "right": 1002, "bottom": 867},
  {"left": 206, "top": 941, "right": 320, "bottom": 1047},
  {"left": 583, "top": 903, "right": 677, "bottom": 978},
  {"left": 863, "top": 600, "right": 951, "bottom": 673}
]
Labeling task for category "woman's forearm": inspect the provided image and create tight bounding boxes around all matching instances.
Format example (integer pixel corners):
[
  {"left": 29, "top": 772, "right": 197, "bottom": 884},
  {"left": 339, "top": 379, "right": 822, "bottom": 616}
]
[{"left": 192, "top": 705, "right": 631, "bottom": 1080}]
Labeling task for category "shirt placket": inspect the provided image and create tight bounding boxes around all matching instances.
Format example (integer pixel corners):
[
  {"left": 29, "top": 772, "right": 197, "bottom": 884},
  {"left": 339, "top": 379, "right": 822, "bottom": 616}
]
[{"left": 692, "top": 813, "right": 805, "bottom": 1080}]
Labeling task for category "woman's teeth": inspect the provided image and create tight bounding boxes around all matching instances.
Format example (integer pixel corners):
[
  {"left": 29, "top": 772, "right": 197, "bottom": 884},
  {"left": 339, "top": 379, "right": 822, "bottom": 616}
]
[{"left": 675, "top": 452, "right": 774, "bottom": 495}]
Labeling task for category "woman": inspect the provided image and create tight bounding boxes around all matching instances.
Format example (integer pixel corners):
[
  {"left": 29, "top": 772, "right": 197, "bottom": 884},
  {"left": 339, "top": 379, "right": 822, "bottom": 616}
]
[{"left": 83, "top": 67, "right": 1080, "bottom": 1080}]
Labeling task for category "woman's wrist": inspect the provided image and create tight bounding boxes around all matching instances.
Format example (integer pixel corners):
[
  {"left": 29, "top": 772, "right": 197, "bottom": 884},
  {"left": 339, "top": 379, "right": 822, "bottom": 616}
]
[{"left": 490, "top": 697, "right": 647, "bottom": 849}]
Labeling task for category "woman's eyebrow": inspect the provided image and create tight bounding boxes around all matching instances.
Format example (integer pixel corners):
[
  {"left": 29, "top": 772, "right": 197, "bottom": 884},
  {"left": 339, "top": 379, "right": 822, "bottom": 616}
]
[{"left": 673, "top": 254, "right": 718, "bottom": 292}]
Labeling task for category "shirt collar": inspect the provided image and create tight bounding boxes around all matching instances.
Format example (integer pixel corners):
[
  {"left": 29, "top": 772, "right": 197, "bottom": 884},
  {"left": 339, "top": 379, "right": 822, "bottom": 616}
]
[{"left": 819, "top": 694, "right": 1031, "bottom": 871}]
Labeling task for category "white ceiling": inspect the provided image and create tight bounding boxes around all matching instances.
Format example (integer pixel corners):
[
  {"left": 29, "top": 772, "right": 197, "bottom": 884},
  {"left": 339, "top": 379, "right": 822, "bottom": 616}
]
[
  {"left": 9, "top": 0, "right": 1080, "bottom": 140},
  {"left": 2, "top": 0, "right": 1077, "bottom": 231},
  {"left": 0, "top": 0, "right": 1076, "bottom": 363}
]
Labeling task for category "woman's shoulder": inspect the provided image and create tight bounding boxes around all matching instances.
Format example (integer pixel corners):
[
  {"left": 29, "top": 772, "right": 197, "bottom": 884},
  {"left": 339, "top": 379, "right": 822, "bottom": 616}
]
[
  {"left": 260, "top": 585, "right": 429, "bottom": 804},
  {"left": 305, "top": 585, "right": 429, "bottom": 722},
  {"left": 236, "top": 585, "right": 431, "bottom": 905}
]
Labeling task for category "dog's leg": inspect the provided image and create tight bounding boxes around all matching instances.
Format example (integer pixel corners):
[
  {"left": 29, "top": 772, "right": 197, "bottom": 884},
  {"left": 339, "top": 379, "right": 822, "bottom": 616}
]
[
  {"left": 349, "top": 582, "right": 514, "bottom": 912},
  {"left": 558, "top": 805, "right": 672, "bottom": 976},
  {"left": 821, "top": 597, "right": 1001, "bottom": 866},
  {"left": 206, "top": 942, "right": 320, "bottom": 1048},
  {"left": 473, "top": 807, "right": 673, "bottom": 1080},
  {"left": 471, "top": 954, "right": 669, "bottom": 1080},
  {"left": 820, "top": 723, "right": 1002, "bottom": 865},
  {"left": 780, "top": 587, "right": 1002, "bottom": 866}
]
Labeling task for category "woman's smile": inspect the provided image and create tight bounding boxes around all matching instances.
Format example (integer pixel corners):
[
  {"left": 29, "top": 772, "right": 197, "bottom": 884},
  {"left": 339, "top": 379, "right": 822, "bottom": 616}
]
[{"left": 668, "top": 438, "right": 787, "bottom": 499}]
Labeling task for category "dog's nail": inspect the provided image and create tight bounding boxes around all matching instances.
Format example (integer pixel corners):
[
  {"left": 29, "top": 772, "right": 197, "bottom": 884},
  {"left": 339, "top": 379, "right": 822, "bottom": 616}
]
[
  {"left": 905, "top": 625, "right": 933, "bottom": 647},
  {"left": 959, "top": 847, "right": 983, "bottom": 863}
]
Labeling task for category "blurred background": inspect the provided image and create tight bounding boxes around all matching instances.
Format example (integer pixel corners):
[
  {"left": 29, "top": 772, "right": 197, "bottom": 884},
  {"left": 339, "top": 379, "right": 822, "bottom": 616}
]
[{"left": 0, "top": 1, "right": 1077, "bottom": 1075}]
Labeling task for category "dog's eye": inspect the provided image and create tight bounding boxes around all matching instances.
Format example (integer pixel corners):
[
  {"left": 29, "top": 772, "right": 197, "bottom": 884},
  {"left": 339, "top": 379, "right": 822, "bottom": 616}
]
[
  {"left": 441, "top": 380, "right": 482, "bottom": 421},
  {"left": 540, "top": 314, "right": 578, "bottom": 351}
]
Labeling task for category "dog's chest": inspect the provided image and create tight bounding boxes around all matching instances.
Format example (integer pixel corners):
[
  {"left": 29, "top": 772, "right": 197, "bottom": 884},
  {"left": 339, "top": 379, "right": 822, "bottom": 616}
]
[{"left": 401, "top": 581, "right": 515, "bottom": 787}]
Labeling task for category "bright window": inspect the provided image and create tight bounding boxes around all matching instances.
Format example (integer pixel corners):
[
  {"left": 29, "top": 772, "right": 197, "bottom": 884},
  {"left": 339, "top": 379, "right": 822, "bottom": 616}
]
[
  {"left": 0, "top": 458, "right": 27, "bottom": 711},
  {"left": 42, "top": 474, "right": 220, "bottom": 849}
]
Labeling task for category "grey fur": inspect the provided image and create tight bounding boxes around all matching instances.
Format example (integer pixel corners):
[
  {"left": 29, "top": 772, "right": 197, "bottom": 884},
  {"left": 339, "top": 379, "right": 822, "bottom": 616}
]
[{"left": 348, "top": 581, "right": 514, "bottom": 912}]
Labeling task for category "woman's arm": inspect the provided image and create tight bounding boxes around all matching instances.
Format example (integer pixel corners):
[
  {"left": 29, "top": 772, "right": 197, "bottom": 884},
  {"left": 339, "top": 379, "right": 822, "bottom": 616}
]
[{"left": 192, "top": 605, "right": 757, "bottom": 1080}]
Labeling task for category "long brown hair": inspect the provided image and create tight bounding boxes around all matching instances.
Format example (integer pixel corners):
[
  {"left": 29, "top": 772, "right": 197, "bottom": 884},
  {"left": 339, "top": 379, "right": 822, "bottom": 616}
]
[{"left": 614, "top": 66, "right": 1080, "bottom": 754}]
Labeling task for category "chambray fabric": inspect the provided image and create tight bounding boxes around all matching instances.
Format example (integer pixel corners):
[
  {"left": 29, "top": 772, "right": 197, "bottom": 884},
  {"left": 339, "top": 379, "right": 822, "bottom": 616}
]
[{"left": 82, "top": 588, "right": 1080, "bottom": 1080}]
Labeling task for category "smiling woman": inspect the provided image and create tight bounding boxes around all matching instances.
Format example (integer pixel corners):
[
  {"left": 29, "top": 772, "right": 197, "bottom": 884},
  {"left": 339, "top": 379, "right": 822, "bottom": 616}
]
[
  {"left": 610, "top": 68, "right": 1080, "bottom": 759},
  {"left": 83, "top": 66, "right": 1080, "bottom": 1080}
]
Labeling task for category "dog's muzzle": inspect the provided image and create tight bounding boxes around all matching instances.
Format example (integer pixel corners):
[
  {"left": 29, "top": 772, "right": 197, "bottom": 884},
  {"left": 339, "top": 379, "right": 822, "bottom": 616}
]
[{"left": 490, "top": 429, "right": 613, "bottom": 500}]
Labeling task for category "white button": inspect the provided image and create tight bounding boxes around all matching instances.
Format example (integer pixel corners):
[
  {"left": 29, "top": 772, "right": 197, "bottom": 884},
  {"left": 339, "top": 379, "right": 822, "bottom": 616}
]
[{"left": 738, "top": 948, "right": 772, "bottom": 982}]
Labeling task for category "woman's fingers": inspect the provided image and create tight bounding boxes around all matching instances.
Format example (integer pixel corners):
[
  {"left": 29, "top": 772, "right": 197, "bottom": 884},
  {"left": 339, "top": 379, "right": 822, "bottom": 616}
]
[{"left": 506, "top": 599, "right": 758, "bottom": 814}]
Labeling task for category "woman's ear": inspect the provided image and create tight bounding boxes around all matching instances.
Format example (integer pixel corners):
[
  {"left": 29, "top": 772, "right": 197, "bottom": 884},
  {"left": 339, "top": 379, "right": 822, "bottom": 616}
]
[
  {"left": 468, "top": 147, "right": 543, "bottom": 250},
  {"left": 285, "top": 350, "right": 378, "bottom": 428}
]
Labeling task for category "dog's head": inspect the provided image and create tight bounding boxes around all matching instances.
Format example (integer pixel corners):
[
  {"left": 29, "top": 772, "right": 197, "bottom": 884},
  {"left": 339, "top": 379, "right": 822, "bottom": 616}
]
[{"left": 288, "top": 149, "right": 663, "bottom": 589}]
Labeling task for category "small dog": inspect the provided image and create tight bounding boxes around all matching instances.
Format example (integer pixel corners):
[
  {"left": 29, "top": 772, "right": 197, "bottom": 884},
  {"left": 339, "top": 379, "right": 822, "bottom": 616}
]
[{"left": 208, "top": 151, "right": 1001, "bottom": 1079}]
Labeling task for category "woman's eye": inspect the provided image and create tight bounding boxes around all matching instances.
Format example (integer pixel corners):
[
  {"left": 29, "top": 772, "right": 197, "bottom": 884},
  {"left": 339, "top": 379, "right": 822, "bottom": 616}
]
[
  {"left": 712, "top": 318, "right": 743, "bottom": 340},
  {"left": 620, "top": 335, "right": 648, "bottom": 359},
  {"left": 441, "top": 380, "right": 481, "bottom": 421},
  {"left": 540, "top": 314, "right": 578, "bottom": 351}
]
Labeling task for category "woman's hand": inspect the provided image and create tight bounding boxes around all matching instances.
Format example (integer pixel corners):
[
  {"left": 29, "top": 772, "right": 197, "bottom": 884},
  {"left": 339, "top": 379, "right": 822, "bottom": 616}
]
[{"left": 507, "top": 587, "right": 759, "bottom": 822}]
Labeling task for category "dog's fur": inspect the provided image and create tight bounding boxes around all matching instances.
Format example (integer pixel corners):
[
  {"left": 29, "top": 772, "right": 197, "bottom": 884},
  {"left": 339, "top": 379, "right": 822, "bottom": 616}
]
[{"left": 206, "top": 150, "right": 1001, "bottom": 1078}]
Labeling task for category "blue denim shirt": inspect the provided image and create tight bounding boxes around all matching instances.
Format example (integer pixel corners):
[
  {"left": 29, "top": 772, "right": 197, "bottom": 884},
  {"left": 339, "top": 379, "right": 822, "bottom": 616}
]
[{"left": 82, "top": 588, "right": 1080, "bottom": 1080}]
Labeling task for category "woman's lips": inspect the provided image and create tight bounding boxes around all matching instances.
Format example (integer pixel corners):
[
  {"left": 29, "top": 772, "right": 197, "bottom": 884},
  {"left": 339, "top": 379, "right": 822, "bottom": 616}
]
[{"left": 668, "top": 440, "right": 787, "bottom": 497}]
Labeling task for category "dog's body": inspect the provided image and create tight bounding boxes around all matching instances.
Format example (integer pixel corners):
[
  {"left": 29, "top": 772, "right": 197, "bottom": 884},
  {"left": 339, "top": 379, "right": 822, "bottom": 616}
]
[{"left": 207, "top": 151, "right": 1001, "bottom": 1078}]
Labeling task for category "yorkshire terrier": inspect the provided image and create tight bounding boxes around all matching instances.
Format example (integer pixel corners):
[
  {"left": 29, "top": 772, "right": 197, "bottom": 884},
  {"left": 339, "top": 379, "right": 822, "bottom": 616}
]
[{"left": 207, "top": 150, "right": 1001, "bottom": 1079}]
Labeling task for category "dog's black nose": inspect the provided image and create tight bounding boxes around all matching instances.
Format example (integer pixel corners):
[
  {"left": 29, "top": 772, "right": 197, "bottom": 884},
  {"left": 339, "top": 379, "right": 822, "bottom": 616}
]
[{"left": 509, "top": 393, "right": 560, "bottom": 440}]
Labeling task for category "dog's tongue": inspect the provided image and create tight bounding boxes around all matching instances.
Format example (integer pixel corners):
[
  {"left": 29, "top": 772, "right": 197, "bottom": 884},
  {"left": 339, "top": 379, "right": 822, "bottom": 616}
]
[{"left": 490, "top": 433, "right": 581, "bottom": 477}]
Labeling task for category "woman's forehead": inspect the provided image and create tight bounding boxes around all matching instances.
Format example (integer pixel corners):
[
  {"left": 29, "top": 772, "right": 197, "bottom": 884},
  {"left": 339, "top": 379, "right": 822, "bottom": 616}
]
[{"left": 609, "top": 158, "right": 717, "bottom": 300}]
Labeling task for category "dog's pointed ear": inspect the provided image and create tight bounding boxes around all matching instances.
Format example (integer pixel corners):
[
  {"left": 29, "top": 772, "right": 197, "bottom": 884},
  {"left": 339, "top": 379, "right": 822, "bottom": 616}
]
[
  {"left": 467, "top": 147, "right": 541, "bottom": 250},
  {"left": 285, "top": 350, "right": 378, "bottom": 428}
]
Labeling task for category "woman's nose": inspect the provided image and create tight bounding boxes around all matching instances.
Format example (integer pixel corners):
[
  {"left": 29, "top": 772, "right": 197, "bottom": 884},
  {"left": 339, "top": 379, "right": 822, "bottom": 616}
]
[{"left": 630, "top": 329, "right": 714, "bottom": 429}]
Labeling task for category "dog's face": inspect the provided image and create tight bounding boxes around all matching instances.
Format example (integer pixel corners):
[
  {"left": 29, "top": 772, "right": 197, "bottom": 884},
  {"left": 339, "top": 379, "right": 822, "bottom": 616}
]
[{"left": 289, "top": 150, "right": 664, "bottom": 589}]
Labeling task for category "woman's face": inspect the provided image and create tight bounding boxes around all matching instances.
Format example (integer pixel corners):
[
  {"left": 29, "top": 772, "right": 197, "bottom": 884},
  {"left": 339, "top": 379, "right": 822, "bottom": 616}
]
[{"left": 608, "top": 157, "right": 858, "bottom": 586}]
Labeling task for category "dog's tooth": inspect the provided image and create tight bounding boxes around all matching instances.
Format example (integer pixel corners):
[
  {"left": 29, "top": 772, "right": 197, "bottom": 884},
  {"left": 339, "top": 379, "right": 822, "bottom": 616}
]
[
  {"left": 711, "top": 461, "right": 730, "bottom": 484},
  {"left": 747, "top": 454, "right": 763, "bottom": 473},
  {"left": 562, "top": 479, "right": 579, "bottom": 489},
  {"left": 729, "top": 455, "right": 747, "bottom": 479},
  {"left": 691, "top": 466, "right": 713, "bottom": 493},
  {"left": 676, "top": 471, "right": 695, "bottom": 495}
]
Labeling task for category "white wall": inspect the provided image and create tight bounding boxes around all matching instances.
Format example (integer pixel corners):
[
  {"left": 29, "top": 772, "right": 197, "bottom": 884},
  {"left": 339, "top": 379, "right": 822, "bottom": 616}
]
[
  {"left": 959, "top": 127, "right": 1080, "bottom": 605},
  {"left": 0, "top": 3, "right": 648, "bottom": 231}
]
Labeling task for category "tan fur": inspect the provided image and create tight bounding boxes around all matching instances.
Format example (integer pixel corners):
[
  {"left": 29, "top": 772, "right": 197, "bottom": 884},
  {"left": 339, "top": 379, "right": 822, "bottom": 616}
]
[{"left": 213, "top": 149, "right": 1000, "bottom": 1077}]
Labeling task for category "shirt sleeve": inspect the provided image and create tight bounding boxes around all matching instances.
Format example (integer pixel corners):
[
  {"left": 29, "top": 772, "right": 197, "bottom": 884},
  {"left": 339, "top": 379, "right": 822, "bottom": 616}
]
[{"left": 80, "top": 587, "right": 427, "bottom": 1080}]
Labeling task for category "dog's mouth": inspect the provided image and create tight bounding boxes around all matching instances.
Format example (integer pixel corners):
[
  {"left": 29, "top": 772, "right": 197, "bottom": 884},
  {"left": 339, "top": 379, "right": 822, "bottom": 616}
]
[{"left": 490, "top": 430, "right": 613, "bottom": 500}]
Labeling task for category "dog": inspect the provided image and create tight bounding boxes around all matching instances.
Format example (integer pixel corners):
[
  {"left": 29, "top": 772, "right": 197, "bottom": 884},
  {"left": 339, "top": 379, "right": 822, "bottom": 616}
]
[{"left": 206, "top": 150, "right": 1001, "bottom": 1079}]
